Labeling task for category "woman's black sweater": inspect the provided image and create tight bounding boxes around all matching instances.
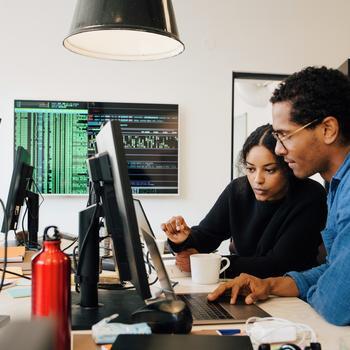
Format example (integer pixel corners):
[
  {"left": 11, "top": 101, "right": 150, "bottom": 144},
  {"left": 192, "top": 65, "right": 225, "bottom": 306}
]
[{"left": 169, "top": 176, "right": 327, "bottom": 278}]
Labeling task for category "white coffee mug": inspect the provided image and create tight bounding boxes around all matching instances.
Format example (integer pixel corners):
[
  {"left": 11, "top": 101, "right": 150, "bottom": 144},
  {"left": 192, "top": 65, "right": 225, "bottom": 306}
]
[{"left": 190, "top": 253, "right": 230, "bottom": 284}]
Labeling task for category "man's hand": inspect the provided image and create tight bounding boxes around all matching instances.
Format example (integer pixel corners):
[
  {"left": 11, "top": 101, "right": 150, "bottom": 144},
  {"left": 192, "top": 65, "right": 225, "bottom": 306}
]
[
  {"left": 161, "top": 215, "right": 191, "bottom": 244},
  {"left": 175, "top": 248, "right": 198, "bottom": 272},
  {"left": 207, "top": 273, "right": 272, "bottom": 304},
  {"left": 207, "top": 273, "right": 299, "bottom": 304}
]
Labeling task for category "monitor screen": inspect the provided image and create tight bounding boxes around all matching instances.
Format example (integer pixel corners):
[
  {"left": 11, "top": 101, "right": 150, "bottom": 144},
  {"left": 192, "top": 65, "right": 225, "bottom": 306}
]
[
  {"left": 2, "top": 146, "right": 34, "bottom": 233},
  {"left": 14, "top": 100, "right": 179, "bottom": 195},
  {"left": 95, "top": 120, "right": 151, "bottom": 300}
]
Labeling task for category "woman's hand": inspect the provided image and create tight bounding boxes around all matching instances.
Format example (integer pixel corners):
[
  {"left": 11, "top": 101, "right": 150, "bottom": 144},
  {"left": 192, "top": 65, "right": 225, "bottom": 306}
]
[
  {"left": 175, "top": 248, "right": 198, "bottom": 272},
  {"left": 161, "top": 215, "right": 191, "bottom": 244}
]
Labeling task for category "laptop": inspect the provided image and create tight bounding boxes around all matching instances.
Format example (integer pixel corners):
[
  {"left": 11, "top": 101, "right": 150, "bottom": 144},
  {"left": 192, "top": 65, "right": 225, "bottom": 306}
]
[
  {"left": 140, "top": 226, "right": 270, "bottom": 325},
  {"left": 133, "top": 198, "right": 172, "bottom": 257}
]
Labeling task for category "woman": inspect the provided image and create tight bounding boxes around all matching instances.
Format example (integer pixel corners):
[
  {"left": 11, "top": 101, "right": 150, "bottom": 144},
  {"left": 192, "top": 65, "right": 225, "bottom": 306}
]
[{"left": 161, "top": 124, "right": 327, "bottom": 278}]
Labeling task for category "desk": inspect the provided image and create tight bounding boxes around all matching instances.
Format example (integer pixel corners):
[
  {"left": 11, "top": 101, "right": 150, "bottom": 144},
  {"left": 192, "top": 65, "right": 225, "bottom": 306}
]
[
  {"left": 1, "top": 276, "right": 349, "bottom": 350},
  {"left": 176, "top": 278, "right": 350, "bottom": 349}
]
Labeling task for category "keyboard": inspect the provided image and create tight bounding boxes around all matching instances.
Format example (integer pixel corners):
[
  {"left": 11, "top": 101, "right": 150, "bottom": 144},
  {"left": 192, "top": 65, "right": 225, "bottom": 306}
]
[{"left": 178, "top": 294, "right": 233, "bottom": 320}]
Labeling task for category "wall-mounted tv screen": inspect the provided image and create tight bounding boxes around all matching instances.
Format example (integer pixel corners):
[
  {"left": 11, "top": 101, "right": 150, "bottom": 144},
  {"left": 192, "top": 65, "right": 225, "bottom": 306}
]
[{"left": 14, "top": 100, "right": 179, "bottom": 195}]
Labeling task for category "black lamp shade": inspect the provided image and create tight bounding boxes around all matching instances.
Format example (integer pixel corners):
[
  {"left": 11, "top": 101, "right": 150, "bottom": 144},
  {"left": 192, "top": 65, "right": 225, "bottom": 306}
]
[{"left": 63, "top": 0, "right": 185, "bottom": 60}]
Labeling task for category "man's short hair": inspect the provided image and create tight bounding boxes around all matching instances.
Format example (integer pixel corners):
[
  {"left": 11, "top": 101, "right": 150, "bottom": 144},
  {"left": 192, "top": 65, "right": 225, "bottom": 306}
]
[{"left": 270, "top": 66, "right": 350, "bottom": 144}]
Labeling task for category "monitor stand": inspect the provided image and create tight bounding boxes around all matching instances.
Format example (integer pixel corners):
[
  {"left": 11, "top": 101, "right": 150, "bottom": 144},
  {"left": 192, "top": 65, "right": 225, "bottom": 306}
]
[
  {"left": 26, "top": 190, "right": 39, "bottom": 250},
  {"left": 71, "top": 289, "right": 145, "bottom": 330}
]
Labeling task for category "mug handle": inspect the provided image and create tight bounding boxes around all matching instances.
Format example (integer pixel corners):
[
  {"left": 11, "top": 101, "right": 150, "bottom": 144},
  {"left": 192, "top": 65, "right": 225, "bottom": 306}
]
[{"left": 219, "top": 257, "right": 230, "bottom": 274}]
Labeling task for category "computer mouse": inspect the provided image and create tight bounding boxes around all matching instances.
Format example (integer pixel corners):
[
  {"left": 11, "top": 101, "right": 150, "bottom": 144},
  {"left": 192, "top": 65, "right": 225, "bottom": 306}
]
[{"left": 131, "top": 299, "right": 193, "bottom": 334}]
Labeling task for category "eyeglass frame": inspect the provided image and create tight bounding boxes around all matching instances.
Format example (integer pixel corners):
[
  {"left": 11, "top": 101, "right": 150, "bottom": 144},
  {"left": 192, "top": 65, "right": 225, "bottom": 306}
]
[{"left": 272, "top": 118, "right": 320, "bottom": 149}]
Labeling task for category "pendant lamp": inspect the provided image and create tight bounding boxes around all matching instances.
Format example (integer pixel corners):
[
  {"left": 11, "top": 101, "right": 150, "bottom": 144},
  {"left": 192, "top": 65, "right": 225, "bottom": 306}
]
[{"left": 63, "top": 0, "right": 185, "bottom": 60}]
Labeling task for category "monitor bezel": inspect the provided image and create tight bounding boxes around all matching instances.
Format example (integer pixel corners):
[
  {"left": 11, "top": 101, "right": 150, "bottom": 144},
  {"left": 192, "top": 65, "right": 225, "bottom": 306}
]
[{"left": 95, "top": 120, "right": 151, "bottom": 300}]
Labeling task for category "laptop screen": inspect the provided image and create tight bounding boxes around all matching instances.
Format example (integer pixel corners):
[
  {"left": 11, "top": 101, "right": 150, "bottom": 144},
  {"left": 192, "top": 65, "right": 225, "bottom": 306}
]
[
  {"left": 141, "top": 228, "right": 176, "bottom": 300},
  {"left": 134, "top": 199, "right": 155, "bottom": 238}
]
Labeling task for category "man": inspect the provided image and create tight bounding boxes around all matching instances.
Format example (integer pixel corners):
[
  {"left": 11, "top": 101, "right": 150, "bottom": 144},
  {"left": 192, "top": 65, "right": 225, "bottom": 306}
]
[{"left": 208, "top": 66, "right": 350, "bottom": 326}]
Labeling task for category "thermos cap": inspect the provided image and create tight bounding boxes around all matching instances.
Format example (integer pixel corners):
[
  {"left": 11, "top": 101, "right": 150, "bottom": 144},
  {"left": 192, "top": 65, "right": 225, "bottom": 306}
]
[{"left": 43, "top": 225, "right": 60, "bottom": 241}]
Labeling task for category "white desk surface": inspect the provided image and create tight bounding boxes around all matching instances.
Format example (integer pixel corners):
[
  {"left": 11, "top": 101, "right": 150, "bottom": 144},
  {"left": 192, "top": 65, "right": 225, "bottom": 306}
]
[{"left": 1, "top": 276, "right": 349, "bottom": 350}]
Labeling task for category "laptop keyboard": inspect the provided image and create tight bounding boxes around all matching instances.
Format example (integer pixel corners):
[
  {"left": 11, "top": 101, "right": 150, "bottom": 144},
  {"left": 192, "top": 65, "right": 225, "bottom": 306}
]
[{"left": 178, "top": 294, "right": 233, "bottom": 320}]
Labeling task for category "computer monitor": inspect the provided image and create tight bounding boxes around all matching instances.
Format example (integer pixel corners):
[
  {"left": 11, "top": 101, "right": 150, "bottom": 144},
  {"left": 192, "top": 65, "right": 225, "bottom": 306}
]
[
  {"left": 72, "top": 121, "right": 151, "bottom": 330},
  {"left": 95, "top": 121, "right": 151, "bottom": 299},
  {"left": 14, "top": 100, "right": 179, "bottom": 195},
  {"left": 1, "top": 146, "right": 38, "bottom": 246}
]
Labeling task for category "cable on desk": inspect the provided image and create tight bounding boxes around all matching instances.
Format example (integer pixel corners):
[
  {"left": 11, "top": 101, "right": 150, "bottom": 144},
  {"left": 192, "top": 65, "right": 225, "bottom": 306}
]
[
  {"left": 144, "top": 250, "right": 158, "bottom": 286},
  {"left": 0, "top": 268, "right": 31, "bottom": 280},
  {"left": 62, "top": 237, "right": 78, "bottom": 252},
  {"left": 171, "top": 281, "right": 179, "bottom": 288},
  {"left": 145, "top": 251, "right": 153, "bottom": 275},
  {"left": 72, "top": 245, "right": 79, "bottom": 288},
  {"left": 18, "top": 179, "right": 44, "bottom": 251},
  {"left": 74, "top": 202, "right": 100, "bottom": 293},
  {"left": 0, "top": 198, "right": 9, "bottom": 294},
  {"left": 19, "top": 203, "right": 41, "bottom": 251}
]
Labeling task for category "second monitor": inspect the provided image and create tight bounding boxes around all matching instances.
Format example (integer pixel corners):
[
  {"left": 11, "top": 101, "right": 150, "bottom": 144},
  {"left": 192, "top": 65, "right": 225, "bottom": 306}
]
[
  {"left": 72, "top": 120, "right": 152, "bottom": 329},
  {"left": 2, "top": 146, "right": 39, "bottom": 248}
]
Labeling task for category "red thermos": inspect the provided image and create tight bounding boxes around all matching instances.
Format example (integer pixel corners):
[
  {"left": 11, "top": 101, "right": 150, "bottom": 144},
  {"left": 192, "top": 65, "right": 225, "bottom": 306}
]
[{"left": 32, "top": 226, "right": 71, "bottom": 350}]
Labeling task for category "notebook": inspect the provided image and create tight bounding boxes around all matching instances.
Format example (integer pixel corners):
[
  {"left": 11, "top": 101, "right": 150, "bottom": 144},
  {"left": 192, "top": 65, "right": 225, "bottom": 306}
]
[
  {"left": 141, "top": 226, "right": 271, "bottom": 325},
  {"left": 0, "top": 246, "right": 25, "bottom": 262}
]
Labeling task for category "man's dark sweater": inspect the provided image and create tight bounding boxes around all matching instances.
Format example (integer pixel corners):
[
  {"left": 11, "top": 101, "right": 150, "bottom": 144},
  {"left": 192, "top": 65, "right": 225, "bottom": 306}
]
[{"left": 169, "top": 176, "right": 327, "bottom": 278}]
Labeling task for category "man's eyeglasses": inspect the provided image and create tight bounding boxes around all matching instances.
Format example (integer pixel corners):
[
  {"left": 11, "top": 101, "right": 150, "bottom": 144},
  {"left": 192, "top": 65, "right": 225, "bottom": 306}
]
[{"left": 272, "top": 118, "right": 319, "bottom": 150}]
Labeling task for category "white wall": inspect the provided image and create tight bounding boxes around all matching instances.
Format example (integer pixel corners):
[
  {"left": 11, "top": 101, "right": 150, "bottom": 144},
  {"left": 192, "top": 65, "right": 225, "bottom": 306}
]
[
  {"left": 233, "top": 79, "right": 276, "bottom": 177},
  {"left": 1, "top": 0, "right": 350, "bottom": 251}
]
